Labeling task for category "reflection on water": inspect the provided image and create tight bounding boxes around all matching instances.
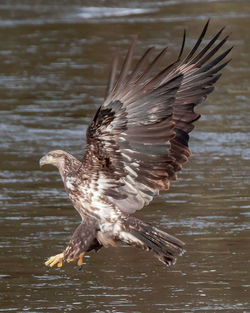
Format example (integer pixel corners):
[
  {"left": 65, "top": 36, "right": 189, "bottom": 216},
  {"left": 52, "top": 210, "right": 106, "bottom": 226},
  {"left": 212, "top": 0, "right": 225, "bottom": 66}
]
[
  {"left": 0, "top": 1, "right": 249, "bottom": 312},
  {"left": 76, "top": 7, "right": 158, "bottom": 19}
]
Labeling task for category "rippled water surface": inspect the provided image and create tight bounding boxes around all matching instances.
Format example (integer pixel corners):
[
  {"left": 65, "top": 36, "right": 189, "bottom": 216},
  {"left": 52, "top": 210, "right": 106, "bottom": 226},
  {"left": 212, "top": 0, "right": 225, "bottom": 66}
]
[{"left": 0, "top": 1, "right": 249, "bottom": 312}]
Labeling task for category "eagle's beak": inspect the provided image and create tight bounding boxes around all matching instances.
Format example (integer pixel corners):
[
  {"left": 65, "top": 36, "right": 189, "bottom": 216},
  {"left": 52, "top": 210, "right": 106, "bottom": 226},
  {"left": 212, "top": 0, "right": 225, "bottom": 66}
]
[{"left": 39, "top": 155, "right": 47, "bottom": 168}]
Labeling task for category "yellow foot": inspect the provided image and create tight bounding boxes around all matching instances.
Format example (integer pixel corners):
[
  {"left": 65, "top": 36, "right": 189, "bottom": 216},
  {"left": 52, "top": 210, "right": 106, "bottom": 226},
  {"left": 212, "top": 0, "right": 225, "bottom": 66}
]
[
  {"left": 45, "top": 252, "right": 64, "bottom": 268},
  {"left": 66, "top": 252, "right": 85, "bottom": 266}
]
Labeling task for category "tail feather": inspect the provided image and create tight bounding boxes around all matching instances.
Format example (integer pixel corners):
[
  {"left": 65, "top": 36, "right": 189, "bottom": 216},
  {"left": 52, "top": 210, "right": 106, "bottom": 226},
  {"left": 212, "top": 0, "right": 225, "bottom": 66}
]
[{"left": 124, "top": 216, "right": 185, "bottom": 266}]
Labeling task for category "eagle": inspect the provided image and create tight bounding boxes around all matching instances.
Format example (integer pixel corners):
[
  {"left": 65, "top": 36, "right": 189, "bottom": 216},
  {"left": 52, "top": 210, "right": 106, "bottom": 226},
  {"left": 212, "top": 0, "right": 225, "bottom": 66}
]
[{"left": 40, "top": 21, "right": 231, "bottom": 268}]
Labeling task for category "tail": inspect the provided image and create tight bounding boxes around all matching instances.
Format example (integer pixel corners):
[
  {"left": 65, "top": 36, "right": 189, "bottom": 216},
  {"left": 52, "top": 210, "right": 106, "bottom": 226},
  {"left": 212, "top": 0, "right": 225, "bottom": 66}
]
[{"left": 122, "top": 216, "right": 185, "bottom": 266}]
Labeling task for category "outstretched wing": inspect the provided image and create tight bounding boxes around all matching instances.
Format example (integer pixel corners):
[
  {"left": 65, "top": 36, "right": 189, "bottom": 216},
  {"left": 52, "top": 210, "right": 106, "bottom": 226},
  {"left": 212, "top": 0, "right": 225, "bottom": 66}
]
[{"left": 80, "top": 21, "right": 232, "bottom": 215}]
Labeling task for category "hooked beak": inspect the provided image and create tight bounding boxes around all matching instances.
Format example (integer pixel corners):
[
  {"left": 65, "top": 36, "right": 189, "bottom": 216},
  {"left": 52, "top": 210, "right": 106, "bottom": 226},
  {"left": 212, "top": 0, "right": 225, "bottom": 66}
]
[{"left": 39, "top": 155, "right": 47, "bottom": 168}]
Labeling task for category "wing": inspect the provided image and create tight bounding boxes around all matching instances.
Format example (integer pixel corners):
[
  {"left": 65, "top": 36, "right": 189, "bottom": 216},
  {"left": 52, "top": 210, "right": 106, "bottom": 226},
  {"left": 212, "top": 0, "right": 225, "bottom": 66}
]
[{"left": 80, "top": 21, "right": 232, "bottom": 215}]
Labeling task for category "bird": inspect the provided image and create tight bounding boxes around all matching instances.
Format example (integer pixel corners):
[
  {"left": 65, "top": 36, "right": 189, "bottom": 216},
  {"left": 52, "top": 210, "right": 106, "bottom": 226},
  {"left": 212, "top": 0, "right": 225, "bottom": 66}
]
[{"left": 39, "top": 20, "right": 232, "bottom": 268}]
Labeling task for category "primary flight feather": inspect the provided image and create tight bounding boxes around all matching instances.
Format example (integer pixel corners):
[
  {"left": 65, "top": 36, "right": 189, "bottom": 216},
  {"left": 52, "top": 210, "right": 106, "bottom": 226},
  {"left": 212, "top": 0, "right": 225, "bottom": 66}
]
[{"left": 40, "top": 21, "right": 232, "bottom": 268}]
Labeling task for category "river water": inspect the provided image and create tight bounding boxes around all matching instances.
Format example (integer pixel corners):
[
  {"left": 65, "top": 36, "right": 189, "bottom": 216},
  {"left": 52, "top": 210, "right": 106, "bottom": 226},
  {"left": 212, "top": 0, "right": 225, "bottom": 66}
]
[{"left": 0, "top": 1, "right": 249, "bottom": 312}]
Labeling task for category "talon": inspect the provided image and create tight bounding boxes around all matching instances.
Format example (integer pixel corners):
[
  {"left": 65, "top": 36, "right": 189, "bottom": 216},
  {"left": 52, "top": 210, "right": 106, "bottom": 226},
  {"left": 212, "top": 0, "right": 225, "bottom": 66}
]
[
  {"left": 45, "top": 253, "right": 64, "bottom": 268},
  {"left": 66, "top": 252, "right": 85, "bottom": 266},
  {"left": 77, "top": 252, "right": 85, "bottom": 266},
  {"left": 67, "top": 257, "right": 76, "bottom": 263}
]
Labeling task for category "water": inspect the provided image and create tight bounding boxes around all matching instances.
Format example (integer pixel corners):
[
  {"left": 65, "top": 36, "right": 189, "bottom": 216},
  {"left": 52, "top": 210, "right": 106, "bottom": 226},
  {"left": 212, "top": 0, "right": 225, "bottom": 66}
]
[{"left": 0, "top": 1, "right": 249, "bottom": 312}]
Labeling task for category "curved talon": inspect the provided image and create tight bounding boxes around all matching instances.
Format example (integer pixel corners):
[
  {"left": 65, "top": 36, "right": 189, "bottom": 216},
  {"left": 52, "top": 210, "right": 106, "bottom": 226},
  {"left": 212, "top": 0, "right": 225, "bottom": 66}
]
[
  {"left": 77, "top": 252, "right": 85, "bottom": 266},
  {"left": 66, "top": 252, "right": 86, "bottom": 266},
  {"left": 45, "top": 252, "right": 64, "bottom": 268},
  {"left": 67, "top": 257, "right": 76, "bottom": 263}
]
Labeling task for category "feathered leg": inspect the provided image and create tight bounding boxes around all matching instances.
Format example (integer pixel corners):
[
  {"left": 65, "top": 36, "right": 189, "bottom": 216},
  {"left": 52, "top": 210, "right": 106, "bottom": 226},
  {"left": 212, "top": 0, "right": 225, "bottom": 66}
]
[{"left": 45, "top": 217, "right": 102, "bottom": 268}]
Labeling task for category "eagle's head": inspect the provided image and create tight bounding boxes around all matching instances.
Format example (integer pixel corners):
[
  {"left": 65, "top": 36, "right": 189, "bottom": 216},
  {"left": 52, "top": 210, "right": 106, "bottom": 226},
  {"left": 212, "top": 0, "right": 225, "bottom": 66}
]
[{"left": 39, "top": 150, "right": 71, "bottom": 170}]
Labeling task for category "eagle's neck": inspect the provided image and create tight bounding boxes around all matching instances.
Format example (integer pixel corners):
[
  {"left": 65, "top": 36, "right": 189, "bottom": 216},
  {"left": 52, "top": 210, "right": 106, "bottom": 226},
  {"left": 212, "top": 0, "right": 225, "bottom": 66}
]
[
  {"left": 50, "top": 151, "right": 81, "bottom": 182},
  {"left": 60, "top": 155, "right": 81, "bottom": 180}
]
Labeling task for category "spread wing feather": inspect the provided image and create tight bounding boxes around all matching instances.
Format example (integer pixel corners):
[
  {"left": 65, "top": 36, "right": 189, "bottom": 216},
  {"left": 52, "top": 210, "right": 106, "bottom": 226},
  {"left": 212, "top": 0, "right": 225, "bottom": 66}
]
[{"left": 80, "top": 21, "right": 231, "bottom": 215}]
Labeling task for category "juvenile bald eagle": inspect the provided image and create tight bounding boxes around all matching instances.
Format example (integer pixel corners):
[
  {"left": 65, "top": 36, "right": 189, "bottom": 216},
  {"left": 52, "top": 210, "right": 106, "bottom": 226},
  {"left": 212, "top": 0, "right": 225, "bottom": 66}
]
[{"left": 40, "top": 21, "right": 231, "bottom": 268}]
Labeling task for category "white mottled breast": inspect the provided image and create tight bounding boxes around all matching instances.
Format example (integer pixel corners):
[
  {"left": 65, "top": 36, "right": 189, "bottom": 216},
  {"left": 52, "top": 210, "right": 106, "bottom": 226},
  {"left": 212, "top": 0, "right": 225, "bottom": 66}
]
[
  {"left": 64, "top": 172, "right": 121, "bottom": 222},
  {"left": 65, "top": 176, "right": 76, "bottom": 190}
]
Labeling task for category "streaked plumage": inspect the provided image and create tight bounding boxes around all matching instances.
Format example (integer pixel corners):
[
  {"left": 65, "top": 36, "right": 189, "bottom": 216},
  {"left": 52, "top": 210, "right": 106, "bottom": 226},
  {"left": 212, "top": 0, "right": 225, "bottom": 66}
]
[{"left": 40, "top": 21, "right": 232, "bottom": 268}]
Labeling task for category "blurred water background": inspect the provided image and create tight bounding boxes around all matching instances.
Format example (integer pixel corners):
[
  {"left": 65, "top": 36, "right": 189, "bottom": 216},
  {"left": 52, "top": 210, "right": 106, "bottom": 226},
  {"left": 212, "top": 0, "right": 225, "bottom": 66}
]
[{"left": 0, "top": 1, "right": 249, "bottom": 312}]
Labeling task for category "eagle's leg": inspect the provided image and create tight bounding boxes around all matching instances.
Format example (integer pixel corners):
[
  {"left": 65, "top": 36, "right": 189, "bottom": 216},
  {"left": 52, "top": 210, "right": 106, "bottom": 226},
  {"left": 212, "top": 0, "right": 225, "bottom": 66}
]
[
  {"left": 44, "top": 217, "right": 102, "bottom": 269},
  {"left": 45, "top": 252, "right": 65, "bottom": 268}
]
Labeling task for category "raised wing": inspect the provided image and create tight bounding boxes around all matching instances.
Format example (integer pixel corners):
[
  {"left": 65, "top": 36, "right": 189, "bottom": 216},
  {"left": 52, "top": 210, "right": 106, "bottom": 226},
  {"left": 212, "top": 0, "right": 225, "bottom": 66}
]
[{"left": 81, "top": 21, "right": 232, "bottom": 215}]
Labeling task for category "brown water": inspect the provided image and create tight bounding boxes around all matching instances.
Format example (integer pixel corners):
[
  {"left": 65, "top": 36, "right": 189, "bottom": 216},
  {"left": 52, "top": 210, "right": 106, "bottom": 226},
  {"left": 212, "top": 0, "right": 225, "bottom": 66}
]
[{"left": 0, "top": 1, "right": 249, "bottom": 312}]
